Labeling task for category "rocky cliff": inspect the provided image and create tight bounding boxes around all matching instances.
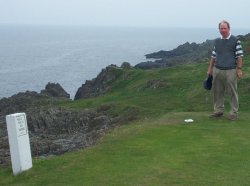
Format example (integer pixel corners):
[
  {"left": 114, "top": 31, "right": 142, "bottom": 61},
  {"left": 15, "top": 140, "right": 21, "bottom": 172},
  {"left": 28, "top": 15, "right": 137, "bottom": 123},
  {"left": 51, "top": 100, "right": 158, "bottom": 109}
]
[
  {"left": 135, "top": 40, "right": 214, "bottom": 69},
  {"left": 135, "top": 33, "right": 250, "bottom": 69},
  {"left": 74, "top": 64, "right": 124, "bottom": 100},
  {"left": 0, "top": 82, "right": 135, "bottom": 167}
]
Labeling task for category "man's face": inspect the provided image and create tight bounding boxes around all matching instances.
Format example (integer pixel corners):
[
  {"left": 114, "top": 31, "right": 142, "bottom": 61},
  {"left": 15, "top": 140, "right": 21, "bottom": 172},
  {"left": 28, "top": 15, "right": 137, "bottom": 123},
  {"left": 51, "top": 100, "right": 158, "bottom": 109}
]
[{"left": 219, "top": 23, "right": 230, "bottom": 38}]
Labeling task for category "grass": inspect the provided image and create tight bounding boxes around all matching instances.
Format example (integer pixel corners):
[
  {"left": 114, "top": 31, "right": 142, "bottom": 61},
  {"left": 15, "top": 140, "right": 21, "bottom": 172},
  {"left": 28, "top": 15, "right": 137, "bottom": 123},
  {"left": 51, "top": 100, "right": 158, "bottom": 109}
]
[{"left": 1, "top": 112, "right": 250, "bottom": 185}]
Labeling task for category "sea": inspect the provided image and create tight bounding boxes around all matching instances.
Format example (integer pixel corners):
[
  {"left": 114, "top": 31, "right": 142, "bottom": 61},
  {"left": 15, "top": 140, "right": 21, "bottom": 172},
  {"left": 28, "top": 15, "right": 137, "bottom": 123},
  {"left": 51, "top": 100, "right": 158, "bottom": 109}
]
[{"left": 0, "top": 25, "right": 249, "bottom": 99}]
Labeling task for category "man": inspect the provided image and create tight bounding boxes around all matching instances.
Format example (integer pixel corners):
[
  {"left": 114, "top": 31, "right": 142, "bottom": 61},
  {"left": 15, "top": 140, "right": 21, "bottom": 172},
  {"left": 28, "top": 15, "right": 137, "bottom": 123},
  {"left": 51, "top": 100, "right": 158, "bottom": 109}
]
[{"left": 207, "top": 20, "right": 244, "bottom": 120}]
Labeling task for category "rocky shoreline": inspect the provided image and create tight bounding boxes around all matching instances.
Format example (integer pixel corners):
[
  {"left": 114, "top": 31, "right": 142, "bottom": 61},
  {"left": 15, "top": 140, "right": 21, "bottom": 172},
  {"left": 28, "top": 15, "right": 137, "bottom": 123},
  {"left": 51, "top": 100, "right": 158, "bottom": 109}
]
[
  {"left": 0, "top": 65, "right": 137, "bottom": 167},
  {"left": 135, "top": 33, "right": 250, "bottom": 69}
]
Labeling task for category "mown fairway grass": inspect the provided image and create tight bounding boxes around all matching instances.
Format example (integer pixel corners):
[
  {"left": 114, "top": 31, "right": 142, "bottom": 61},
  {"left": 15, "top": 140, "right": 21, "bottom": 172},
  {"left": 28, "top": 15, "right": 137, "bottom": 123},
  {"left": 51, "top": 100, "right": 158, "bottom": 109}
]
[
  {"left": 1, "top": 112, "right": 250, "bottom": 185},
  {"left": 1, "top": 41, "right": 250, "bottom": 185}
]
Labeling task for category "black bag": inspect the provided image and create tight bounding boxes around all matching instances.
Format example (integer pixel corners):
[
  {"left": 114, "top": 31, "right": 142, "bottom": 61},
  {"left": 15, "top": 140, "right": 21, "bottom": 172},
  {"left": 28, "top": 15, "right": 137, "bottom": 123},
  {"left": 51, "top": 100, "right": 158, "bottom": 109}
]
[{"left": 203, "top": 74, "right": 213, "bottom": 90}]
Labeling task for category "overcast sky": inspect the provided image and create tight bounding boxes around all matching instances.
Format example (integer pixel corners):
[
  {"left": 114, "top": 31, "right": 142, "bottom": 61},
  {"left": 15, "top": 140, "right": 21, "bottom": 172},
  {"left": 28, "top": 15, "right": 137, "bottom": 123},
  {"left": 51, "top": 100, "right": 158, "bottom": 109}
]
[{"left": 1, "top": 0, "right": 250, "bottom": 28}]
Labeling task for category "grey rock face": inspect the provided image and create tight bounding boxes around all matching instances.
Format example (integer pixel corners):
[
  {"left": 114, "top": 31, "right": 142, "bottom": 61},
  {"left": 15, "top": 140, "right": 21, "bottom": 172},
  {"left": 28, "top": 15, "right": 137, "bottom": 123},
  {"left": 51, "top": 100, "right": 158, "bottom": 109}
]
[
  {"left": 74, "top": 65, "right": 122, "bottom": 100},
  {"left": 41, "top": 82, "right": 70, "bottom": 99},
  {"left": 0, "top": 83, "right": 131, "bottom": 167}
]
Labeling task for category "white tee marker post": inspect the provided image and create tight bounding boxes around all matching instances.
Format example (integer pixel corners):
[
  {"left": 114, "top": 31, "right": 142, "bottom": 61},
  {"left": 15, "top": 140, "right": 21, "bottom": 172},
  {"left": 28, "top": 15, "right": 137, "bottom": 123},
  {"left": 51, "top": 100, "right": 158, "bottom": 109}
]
[{"left": 6, "top": 113, "right": 32, "bottom": 175}]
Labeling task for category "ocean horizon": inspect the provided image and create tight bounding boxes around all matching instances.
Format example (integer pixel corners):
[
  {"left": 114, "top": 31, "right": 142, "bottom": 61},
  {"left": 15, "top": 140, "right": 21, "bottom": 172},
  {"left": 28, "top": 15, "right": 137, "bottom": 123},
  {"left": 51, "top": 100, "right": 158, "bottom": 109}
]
[{"left": 0, "top": 25, "right": 249, "bottom": 99}]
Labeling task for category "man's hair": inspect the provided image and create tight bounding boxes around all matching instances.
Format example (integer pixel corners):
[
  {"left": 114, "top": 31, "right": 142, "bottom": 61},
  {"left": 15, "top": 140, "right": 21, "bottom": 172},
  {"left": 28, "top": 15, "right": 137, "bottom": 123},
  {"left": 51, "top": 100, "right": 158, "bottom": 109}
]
[{"left": 219, "top": 20, "right": 230, "bottom": 29}]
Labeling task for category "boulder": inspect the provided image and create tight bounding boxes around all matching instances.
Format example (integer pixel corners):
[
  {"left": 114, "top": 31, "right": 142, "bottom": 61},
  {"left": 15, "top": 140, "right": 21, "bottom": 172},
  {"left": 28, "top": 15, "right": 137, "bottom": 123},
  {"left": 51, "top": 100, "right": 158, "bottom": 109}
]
[
  {"left": 121, "top": 62, "right": 132, "bottom": 68},
  {"left": 41, "top": 82, "right": 70, "bottom": 99}
]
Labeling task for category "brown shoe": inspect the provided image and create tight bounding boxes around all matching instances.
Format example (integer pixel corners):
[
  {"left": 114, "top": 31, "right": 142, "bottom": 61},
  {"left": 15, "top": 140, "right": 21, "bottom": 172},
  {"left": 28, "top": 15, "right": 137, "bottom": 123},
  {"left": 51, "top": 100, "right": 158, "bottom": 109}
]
[
  {"left": 209, "top": 112, "right": 223, "bottom": 118},
  {"left": 228, "top": 114, "right": 237, "bottom": 121}
]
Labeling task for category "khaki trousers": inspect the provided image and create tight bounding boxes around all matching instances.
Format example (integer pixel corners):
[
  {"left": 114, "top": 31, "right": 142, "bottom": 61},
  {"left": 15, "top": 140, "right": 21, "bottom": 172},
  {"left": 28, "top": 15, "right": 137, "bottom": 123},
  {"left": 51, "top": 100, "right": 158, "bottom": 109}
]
[{"left": 212, "top": 67, "right": 238, "bottom": 115}]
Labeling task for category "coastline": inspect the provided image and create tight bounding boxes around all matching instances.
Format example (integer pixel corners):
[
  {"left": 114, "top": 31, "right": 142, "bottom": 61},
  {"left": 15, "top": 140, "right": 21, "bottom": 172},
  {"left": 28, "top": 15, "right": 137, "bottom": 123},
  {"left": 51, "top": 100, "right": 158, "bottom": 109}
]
[{"left": 0, "top": 25, "right": 249, "bottom": 99}]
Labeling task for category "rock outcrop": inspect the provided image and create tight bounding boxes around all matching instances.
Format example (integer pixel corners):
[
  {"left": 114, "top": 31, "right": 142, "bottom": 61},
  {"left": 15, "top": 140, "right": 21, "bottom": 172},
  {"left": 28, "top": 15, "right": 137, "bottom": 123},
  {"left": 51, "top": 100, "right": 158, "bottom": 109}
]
[
  {"left": 135, "top": 40, "right": 214, "bottom": 69},
  {"left": 0, "top": 82, "right": 135, "bottom": 167},
  {"left": 133, "top": 61, "right": 167, "bottom": 69},
  {"left": 135, "top": 33, "right": 250, "bottom": 70},
  {"left": 74, "top": 65, "right": 122, "bottom": 100},
  {"left": 40, "top": 82, "right": 70, "bottom": 98}
]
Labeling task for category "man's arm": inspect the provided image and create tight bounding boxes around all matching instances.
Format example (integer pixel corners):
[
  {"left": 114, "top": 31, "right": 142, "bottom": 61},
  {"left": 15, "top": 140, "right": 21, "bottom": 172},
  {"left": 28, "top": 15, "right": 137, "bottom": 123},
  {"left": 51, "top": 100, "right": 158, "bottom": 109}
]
[
  {"left": 236, "top": 57, "right": 243, "bottom": 78},
  {"left": 207, "top": 58, "right": 215, "bottom": 75}
]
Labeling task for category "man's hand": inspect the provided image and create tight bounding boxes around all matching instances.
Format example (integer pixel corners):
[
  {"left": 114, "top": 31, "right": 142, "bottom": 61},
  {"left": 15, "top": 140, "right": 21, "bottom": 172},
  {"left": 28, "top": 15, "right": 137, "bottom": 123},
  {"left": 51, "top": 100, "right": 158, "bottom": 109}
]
[
  {"left": 207, "top": 68, "right": 213, "bottom": 76},
  {"left": 236, "top": 69, "right": 243, "bottom": 79}
]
